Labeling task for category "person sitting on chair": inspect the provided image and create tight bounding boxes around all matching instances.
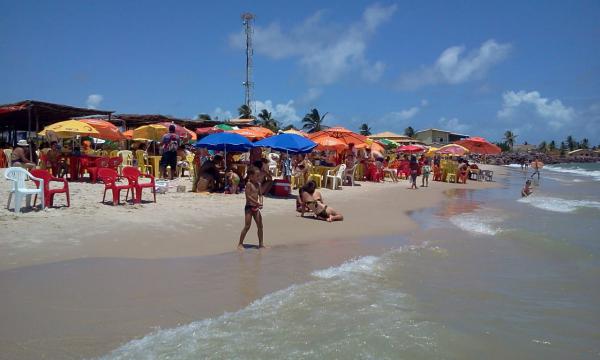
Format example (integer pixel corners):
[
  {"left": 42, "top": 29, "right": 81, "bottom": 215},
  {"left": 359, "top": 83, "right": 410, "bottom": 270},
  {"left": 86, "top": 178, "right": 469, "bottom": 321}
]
[{"left": 11, "top": 140, "right": 35, "bottom": 170}]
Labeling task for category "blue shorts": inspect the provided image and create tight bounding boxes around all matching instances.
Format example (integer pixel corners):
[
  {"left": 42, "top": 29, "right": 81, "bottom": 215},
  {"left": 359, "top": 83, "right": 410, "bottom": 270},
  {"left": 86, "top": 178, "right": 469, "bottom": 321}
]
[{"left": 160, "top": 151, "right": 177, "bottom": 169}]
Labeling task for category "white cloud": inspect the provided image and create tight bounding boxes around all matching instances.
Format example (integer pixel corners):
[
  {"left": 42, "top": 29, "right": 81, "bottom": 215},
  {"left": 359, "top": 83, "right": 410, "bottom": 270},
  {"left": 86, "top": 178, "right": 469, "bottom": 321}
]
[
  {"left": 254, "top": 99, "right": 300, "bottom": 125},
  {"left": 86, "top": 94, "right": 103, "bottom": 109},
  {"left": 213, "top": 107, "right": 232, "bottom": 120},
  {"left": 299, "top": 87, "right": 323, "bottom": 104},
  {"left": 497, "top": 90, "right": 575, "bottom": 129},
  {"left": 230, "top": 4, "right": 397, "bottom": 85},
  {"left": 398, "top": 40, "right": 512, "bottom": 90},
  {"left": 438, "top": 117, "right": 470, "bottom": 133}
]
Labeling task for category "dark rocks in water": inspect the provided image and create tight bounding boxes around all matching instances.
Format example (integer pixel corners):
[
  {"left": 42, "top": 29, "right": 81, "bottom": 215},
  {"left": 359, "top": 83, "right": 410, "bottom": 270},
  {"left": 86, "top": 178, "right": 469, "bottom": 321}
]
[{"left": 469, "top": 152, "right": 599, "bottom": 165}]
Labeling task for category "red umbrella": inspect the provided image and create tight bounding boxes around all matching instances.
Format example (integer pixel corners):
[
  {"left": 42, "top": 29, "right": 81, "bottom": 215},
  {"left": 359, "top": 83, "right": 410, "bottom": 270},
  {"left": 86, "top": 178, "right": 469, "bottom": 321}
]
[
  {"left": 396, "top": 145, "right": 425, "bottom": 154},
  {"left": 158, "top": 122, "right": 191, "bottom": 141},
  {"left": 196, "top": 126, "right": 224, "bottom": 135},
  {"left": 80, "top": 118, "right": 125, "bottom": 141},
  {"left": 454, "top": 137, "right": 501, "bottom": 155}
]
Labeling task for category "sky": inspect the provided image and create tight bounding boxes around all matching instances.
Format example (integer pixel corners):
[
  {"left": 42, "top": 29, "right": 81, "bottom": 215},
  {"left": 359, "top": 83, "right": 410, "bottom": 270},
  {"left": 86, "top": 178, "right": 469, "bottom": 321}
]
[{"left": 1, "top": 0, "right": 600, "bottom": 145}]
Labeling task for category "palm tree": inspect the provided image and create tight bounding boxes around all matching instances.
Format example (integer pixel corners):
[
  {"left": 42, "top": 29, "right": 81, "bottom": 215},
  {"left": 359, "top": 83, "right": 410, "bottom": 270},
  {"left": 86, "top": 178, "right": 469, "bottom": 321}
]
[
  {"left": 197, "top": 113, "right": 212, "bottom": 121},
  {"left": 302, "top": 108, "right": 328, "bottom": 133},
  {"left": 238, "top": 104, "right": 253, "bottom": 119},
  {"left": 538, "top": 141, "right": 547, "bottom": 152},
  {"left": 257, "top": 109, "right": 280, "bottom": 132},
  {"left": 404, "top": 126, "right": 415, "bottom": 138},
  {"left": 359, "top": 123, "right": 372, "bottom": 136},
  {"left": 503, "top": 130, "right": 517, "bottom": 151}
]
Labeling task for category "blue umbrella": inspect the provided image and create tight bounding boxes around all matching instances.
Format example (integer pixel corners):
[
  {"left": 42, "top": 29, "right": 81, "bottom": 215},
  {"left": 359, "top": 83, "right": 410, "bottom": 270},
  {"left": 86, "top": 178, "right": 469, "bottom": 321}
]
[
  {"left": 194, "top": 132, "right": 254, "bottom": 167},
  {"left": 253, "top": 133, "right": 317, "bottom": 154}
]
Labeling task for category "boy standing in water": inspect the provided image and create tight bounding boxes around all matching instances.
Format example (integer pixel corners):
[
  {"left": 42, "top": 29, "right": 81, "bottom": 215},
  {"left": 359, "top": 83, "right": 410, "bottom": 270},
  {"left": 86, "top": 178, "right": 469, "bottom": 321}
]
[{"left": 239, "top": 167, "right": 265, "bottom": 249}]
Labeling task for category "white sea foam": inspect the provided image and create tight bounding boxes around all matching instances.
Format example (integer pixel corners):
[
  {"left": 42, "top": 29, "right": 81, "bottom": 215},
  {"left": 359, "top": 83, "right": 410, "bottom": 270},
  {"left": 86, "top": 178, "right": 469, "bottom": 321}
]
[
  {"left": 311, "top": 255, "right": 381, "bottom": 279},
  {"left": 544, "top": 165, "right": 600, "bottom": 181},
  {"left": 518, "top": 196, "right": 600, "bottom": 213},
  {"left": 449, "top": 213, "right": 502, "bottom": 235}
]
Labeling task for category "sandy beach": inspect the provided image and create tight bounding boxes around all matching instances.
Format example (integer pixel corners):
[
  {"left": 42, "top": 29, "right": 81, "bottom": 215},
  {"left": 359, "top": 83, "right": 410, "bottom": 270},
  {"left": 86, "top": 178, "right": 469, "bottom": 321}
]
[{"left": 0, "top": 166, "right": 505, "bottom": 359}]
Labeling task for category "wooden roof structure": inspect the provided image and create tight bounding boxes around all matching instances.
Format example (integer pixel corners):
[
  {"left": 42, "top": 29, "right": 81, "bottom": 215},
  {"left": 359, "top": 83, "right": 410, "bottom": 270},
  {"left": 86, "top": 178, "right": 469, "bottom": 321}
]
[
  {"left": 0, "top": 100, "right": 114, "bottom": 132},
  {"left": 111, "top": 114, "right": 221, "bottom": 130}
]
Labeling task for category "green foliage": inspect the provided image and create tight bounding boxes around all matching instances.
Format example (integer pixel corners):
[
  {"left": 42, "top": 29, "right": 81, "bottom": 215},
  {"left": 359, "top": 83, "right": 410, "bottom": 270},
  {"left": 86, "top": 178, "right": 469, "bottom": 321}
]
[
  {"left": 495, "top": 142, "right": 510, "bottom": 152},
  {"left": 359, "top": 123, "right": 372, "bottom": 136},
  {"left": 237, "top": 104, "right": 253, "bottom": 119},
  {"left": 302, "top": 108, "right": 328, "bottom": 133},
  {"left": 404, "top": 126, "right": 415, "bottom": 138},
  {"left": 503, "top": 130, "right": 517, "bottom": 150},
  {"left": 257, "top": 109, "right": 280, "bottom": 132},
  {"left": 538, "top": 141, "right": 547, "bottom": 152},
  {"left": 197, "top": 114, "right": 212, "bottom": 121}
]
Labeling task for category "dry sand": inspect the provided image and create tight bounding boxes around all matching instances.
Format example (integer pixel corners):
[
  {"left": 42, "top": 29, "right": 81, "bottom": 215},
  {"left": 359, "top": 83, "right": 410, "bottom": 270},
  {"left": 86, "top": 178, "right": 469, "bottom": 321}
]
[{"left": 0, "top": 165, "right": 506, "bottom": 359}]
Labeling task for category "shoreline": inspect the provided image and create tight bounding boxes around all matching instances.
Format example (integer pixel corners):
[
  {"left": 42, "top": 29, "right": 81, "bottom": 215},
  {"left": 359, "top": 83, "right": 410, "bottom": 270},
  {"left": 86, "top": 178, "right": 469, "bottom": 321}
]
[{"left": 0, "top": 165, "right": 506, "bottom": 359}]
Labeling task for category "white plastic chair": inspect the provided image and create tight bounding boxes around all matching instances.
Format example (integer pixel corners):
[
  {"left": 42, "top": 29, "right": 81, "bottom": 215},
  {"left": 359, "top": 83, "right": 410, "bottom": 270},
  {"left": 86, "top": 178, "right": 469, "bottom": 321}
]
[
  {"left": 5, "top": 167, "right": 44, "bottom": 213},
  {"left": 325, "top": 163, "right": 346, "bottom": 190},
  {"left": 345, "top": 163, "right": 359, "bottom": 186},
  {"left": 117, "top": 150, "right": 133, "bottom": 174}
]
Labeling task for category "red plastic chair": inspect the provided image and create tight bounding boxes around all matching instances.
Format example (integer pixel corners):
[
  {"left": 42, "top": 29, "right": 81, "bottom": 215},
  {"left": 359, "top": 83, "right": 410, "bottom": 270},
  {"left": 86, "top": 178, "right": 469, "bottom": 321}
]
[
  {"left": 87, "top": 157, "right": 110, "bottom": 183},
  {"left": 122, "top": 166, "right": 156, "bottom": 204},
  {"left": 366, "top": 163, "right": 383, "bottom": 182},
  {"left": 108, "top": 157, "right": 123, "bottom": 173},
  {"left": 97, "top": 168, "right": 133, "bottom": 205},
  {"left": 30, "top": 169, "right": 70, "bottom": 208}
]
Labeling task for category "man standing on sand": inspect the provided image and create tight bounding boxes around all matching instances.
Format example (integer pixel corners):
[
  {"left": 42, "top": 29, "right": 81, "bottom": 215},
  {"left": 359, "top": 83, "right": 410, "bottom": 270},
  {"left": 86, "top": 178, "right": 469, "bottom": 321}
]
[
  {"left": 530, "top": 157, "right": 543, "bottom": 180},
  {"left": 159, "top": 125, "right": 180, "bottom": 180}
]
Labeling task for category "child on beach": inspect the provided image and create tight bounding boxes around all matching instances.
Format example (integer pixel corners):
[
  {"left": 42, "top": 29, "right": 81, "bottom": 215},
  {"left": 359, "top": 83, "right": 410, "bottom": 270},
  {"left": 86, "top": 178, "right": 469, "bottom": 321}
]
[
  {"left": 421, "top": 159, "right": 431, "bottom": 187},
  {"left": 299, "top": 180, "right": 344, "bottom": 222},
  {"left": 239, "top": 166, "right": 265, "bottom": 249},
  {"left": 409, "top": 155, "right": 419, "bottom": 189},
  {"left": 521, "top": 179, "right": 533, "bottom": 197},
  {"left": 225, "top": 167, "right": 240, "bottom": 194}
]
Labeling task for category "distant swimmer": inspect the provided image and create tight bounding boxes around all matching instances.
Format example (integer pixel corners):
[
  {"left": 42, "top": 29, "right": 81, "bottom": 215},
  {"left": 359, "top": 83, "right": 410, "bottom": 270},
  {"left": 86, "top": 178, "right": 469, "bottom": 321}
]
[
  {"left": 530, "top": 158, "right": 543, "bottom": 180},
  {"left": 521, "top": 179, "right": 533, "bottom": 197}
]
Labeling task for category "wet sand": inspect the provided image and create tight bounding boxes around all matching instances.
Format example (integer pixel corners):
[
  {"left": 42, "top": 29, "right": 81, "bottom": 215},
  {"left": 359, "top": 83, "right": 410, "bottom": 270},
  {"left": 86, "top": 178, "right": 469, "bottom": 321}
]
[{"left": 0, "top": 166, "right": 506, "bottom": 359}]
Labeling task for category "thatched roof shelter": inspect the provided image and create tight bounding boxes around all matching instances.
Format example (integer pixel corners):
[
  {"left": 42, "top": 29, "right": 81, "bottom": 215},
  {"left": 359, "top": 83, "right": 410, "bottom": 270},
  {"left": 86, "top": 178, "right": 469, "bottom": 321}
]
[{"left": 112, "top": 114, "right": 222, "bottom": 130}]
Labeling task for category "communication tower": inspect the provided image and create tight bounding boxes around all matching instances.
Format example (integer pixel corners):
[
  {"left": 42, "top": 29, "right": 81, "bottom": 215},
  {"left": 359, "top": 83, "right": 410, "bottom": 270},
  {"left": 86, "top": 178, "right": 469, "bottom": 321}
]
[{"left": 241, "top": 12, "right": 255, "bottom": 111}]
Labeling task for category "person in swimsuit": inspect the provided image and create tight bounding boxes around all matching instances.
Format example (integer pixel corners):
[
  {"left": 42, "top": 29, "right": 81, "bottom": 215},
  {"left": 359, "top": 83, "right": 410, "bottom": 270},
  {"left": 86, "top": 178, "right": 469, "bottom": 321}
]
[
  {"left": 521, "top": 179, "right": 533, "bottom": 197},
  {"left": 239, "top": 166, "right": 265, "bottom": 249},
  {"left": 11, "top": 140, "right": 35, "bottom": 170},
  {"left": 299, "top": 180, "right": 343, "bottom": 222}
]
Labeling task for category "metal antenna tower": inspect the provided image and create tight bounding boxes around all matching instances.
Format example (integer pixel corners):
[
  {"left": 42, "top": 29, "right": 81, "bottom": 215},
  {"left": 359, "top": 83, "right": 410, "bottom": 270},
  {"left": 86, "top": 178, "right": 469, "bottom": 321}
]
[{"left": 241, "top": 12, "right": 255, "bottom": 111}]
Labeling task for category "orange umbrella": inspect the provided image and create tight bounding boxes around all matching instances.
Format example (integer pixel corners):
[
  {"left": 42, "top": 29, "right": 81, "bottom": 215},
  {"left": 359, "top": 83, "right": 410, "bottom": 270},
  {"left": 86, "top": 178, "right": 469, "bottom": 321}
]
[
  {"left": 318, "top": 127, "right": 369, "bottom": 148},
  {"left": 246, "top": 126, "right": 274, "bottom": 137},
  {"left": 437, "top": 144, "right": 470, "bottom": 156},
  {"left": 184, "top": 127, "right": 197, "bottom": 141},
  {"left": 123, "top": 129, "right": 134, "bottom": 140},
  {"left": 312, "top": 135, "right": 347, "bottom": 151},
  {"left": 370, "top": 141, "right": 385, "bottom": 154},
  {"left": 230, "top": 128, "right": 266, "bottom": 141},
  {"left": 80, "top": 118, "right": 125, "bottom": 141},
  {"left": 454, "top": 137, "right": 501, "bottom": 155}
]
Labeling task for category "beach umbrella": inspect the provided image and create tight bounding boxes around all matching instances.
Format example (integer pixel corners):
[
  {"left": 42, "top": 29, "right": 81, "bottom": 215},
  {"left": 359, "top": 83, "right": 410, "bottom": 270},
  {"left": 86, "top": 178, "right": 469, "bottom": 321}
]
[
  {"left": 253, "top": 133, "right": 317, "bottom": 154},
  {"left": 425, "top": 146, "right": 439, "bottom": 157},
  {"left": 38, "top": 119, "right": 100, "bottom": 138},
  {"left": 79, "top": 118, "right": 125, "bottom": 141},
  {"left": 370, "top": 141, "right": 386, "bottom": 154},
  {"left": 123, "top": 130, "right": 134, "bottom": 140},
  {"left": 230, "top": 128, "right": 266, "bottom": 141},
  {"left": 215, "top": 124, "right": 234, "bottom": 131},
  {"left": 437, "top": 143, "right": 469, "bottom": 156},
  {"left": 322, "top": 126, "right": 369, "bottom": 148},
  {"left": 132, "top": 124, "right": 168, "bottom": 141},
  {"left": 312, "top": 135, "right": 347, "bottom": 151},
  {"left": 194, "top": 132, "right": 254, "bottom": 167},
  {"left": 378, "top": 138, "right": 399, "bottom": 147},
  {"left": 247, "top": 126, "right": 275, "bottom": 137},
  {"left": 454, "top": 137, "right": 501, "bottom": 155},
  {"left": 397, "top": 145, "right": 425, "bottom": 154},
  {"left": 196, "top": 126, "right": 224, "bottom": 135},
  {"left": 157, "top": 122, "right": 192, "bottom": 141},
  {"left": 183, "top": 127, "right": 197, "bottom": 141},
  {"left": 282, "top": 129, "right": 309, "bottom": 137}
]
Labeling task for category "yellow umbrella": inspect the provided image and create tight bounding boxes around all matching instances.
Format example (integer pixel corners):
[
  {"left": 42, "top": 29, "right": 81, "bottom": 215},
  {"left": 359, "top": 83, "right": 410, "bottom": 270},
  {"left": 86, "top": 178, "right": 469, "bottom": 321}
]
[
  {"left": 132, "top": 124, "right": 168, "bottom": 141},
  {"left": 426, "top": 146, "right": 439, "bottom": 157},
  {"left": 38, "top": 119, "right": 100, "bottom": 138}
]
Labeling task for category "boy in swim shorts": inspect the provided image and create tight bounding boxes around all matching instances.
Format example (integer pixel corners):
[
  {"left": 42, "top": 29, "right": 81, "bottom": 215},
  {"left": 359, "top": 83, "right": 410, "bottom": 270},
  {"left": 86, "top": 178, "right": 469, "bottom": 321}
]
[{"left": 238, "top": 166, "right": 265, "bottom": 249}]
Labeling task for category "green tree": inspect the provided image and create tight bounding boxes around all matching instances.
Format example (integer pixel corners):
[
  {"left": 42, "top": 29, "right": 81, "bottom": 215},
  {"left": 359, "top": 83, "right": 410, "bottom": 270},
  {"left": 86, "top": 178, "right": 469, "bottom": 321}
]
[
  {"left": 560, "top": 141, "right": 567, "bottom": 156},
  {"left": 302, "top": 108, "right": 328, "bottom": 133},
  {"left": 566, "top": 135, "right": 576, "bottom": 151},
  {"left": 548, "top": 140, "right": 557, "bottom": 152},
  {"left": 197, "top": 113, "right": 212, "bottom": 121},
  {"left": 495, "top": 142, "right": 510, "bottom": 152},
  {"left": 257, "top": 109, "right": 280, "bottom": 132},
  {"left": 503, "top": 130, "right": 517, "bottom": 151},
  {"left": 238, "top": 104, "right": 253, "bottom": 119},
  {"left": 359, "top": 123, "right": 372, "bottom": 136},
  {"left": 580, "top": 138, "right": 589, "bottom": 149},
  {"left": 538, "top": 141, "right": 547, "bottom": 152},
  {"left": 404, "top": 126, "right": 415, "bottom": 138}
]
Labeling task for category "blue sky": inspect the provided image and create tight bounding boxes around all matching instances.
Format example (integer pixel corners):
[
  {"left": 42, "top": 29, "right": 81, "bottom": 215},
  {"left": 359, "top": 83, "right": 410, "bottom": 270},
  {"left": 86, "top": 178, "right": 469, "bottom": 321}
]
[{"left": 1, "top": 0, "right": 599, "bottom": 144}]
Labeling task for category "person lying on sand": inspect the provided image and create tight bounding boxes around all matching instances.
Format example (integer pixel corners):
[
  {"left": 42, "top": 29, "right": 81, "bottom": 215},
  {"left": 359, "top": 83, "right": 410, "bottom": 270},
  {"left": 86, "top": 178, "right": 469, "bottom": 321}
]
[
  {"left": 299, "top": 180, "right": 343, "bottom": 222},
  {"left": 521, "top": 179, "right": 533, "bottom": 197}
]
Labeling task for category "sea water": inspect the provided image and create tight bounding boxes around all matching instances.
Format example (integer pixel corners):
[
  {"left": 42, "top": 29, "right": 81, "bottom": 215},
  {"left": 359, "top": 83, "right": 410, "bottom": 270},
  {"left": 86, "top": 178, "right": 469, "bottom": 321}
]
[{"left": 100, "top": 163, "right": 600, "bottom": 359}]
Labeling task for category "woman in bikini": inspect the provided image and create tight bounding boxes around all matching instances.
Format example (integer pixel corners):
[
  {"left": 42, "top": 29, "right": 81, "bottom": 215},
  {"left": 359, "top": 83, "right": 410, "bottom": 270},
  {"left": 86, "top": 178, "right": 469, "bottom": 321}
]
[
  {"left": 238, "top": 166, "right": 265, "bottom": 249},
  {"left": 299, "top": 180, "right": 343, "bottom": 222}
]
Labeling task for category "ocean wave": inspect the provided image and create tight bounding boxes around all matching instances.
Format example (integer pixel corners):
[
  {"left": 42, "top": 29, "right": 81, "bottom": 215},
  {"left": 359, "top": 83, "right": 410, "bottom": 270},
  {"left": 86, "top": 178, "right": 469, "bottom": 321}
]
[
  {"left": 544, "top": 165, "right": 600, "bottom": 181},
  {"left": 518, "top": 196, "right": 600, "bottom": 213},
  {"left": 449, "top": 213, "right": 503, "bottom": 235},
  {"left": 311, "top": 255, "right": 381, "bottom": 279}
]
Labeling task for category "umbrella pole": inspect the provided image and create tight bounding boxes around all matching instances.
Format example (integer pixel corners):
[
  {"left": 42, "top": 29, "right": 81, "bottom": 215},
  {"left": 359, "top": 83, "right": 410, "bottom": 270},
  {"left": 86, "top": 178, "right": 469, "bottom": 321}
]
[{"left": 224, "top": 146, "right": 227, "bottom": 169}]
